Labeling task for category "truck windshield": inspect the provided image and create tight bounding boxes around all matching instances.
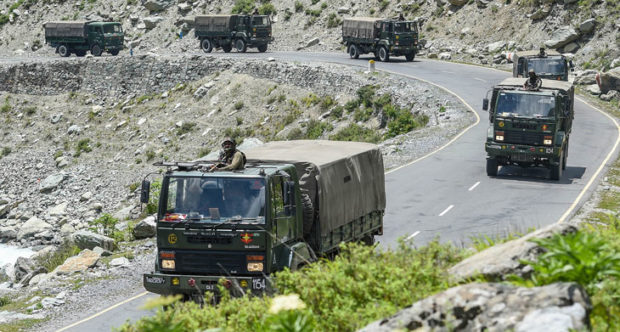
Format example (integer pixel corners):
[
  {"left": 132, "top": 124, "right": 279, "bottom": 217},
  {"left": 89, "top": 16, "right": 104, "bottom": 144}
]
[
  {"left": 162, "top": 176, "right": 266, "bottom": 223},
  {"left": 103, "top": 24, "right": 123, "bottom": 34},
  {"left": 527, "top": 57, "right": 566, "bottom": 76},
  {"left": 251, "top": 16, "right": 270, "bottom": 26},
  {"left": 394, "top": 22, "right": 415, "bottom": 33},
  {"left": 496, "top": 92, "right": 555, "bottom": 118}
]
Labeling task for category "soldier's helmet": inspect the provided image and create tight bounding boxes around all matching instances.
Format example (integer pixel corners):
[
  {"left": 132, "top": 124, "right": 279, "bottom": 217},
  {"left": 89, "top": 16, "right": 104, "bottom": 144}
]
[
  {"left": 222, "top": 137, "right": 236, "bottom": 153},
  {"left": 528, "top": 69, "right": 536, "bottom": 78}
]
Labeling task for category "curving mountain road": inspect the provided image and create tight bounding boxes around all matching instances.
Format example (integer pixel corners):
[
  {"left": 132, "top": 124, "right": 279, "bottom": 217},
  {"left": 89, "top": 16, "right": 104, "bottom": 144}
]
[{"left": 4, "top": 51, "right": 616, "bottom": 331}]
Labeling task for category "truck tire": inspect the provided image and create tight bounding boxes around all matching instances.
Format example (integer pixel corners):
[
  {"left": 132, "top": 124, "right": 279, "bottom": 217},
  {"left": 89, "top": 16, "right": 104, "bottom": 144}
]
[
  {"left": 110, "top": 50, "right": 120, "bottom": 56},
  {"left": 348, "top": 44, "right": 359, "bottom": 59},
  {"left": 58, "top": 45, "right": 70, "bottom": 57},
  {"left": 378, "top": 46, "right": 389, "bottom": 62},
  {"left": 235, "top": 39, "right": 247, "bottom": 53},
  {"left": 258, "top": 44, "right": 268, "bottom": 52},
  {"left": 301, "top": 193, "right": 314, "bottom": 236},
  {"left": 405, "top": 52, "right": 415, "bottom": 62},
  {"left": 222, "top": 44, "right": 232, "bottom": 53},
  {"left": 486, "top": 158, "right": 498, "bottom": 176},
  {"left": 75, "top": 50, "right": 86, "bottom": 57},
  {"left": 550, "top": 152, "right": 563, "bottom": 181},
  {"left": 201, "top": 39, "right": 213, "bottom": 53},
  {"left": 91, "top": 44, "right": 102, "bottom": 57},
  {"left": 562, "top": 141, "right": 568, "bottom": 170}
]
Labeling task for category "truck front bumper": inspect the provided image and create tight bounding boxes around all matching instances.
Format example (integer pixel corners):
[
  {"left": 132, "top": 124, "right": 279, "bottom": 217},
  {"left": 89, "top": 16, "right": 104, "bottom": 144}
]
[
  {"left": 389, "top": 45, "right": 416, "bottom": 55},
  {"left": 143, "top": 272, "right": 270, "bottom": 297},
  {"left": 486, "top": 142, "right": 560, "bottom": 166}
]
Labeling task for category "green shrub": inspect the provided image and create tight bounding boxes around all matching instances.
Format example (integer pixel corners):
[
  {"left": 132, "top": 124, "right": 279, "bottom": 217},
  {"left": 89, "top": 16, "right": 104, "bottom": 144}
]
[
  {"left": 234, "top": 101, "right": 244, "bottom": 110},
  {"left": 294, "top": 1, "right": 304, "bottom": 12},
  {"left": 0, "top": 296, "right": 11, "bottom": 307},
  {"left": 0, "top": 97, "right": 11, "bottom": 113},
  {"left": 304, "top": 119, "right": 333, "bottom": 139},
  {"left": 327, "top": 13, "right": 341, "bottom": 28},
  {"left": 301, "top": 94, "right": 320, "bottom": 107},
  {"left": 284, "top": 8, "right": 292, "bottom": 21},
  {"left": 353, "top": 107, "right": 373, "bottom": 122},
  {"left": 197, "top": 147, "right": 211, "bottom": 158},
  {"left": 176, "top": 122, "right": 197, "bottom": 136},
  {"left": 357, "top": 85, "right": 378, "bottom": 108},
  {"left": 35, "top": 240, "right": 81, "bottom": 273},
  {"left": 259, "top": 3, "right": 276, "bottom": 15},
  {"left": 145, "top": 149, "right": 156, "bottom": 161},
  {"left": 232, "top": 0, "right": 255, "bottom": 14},
  {"left": 24, "top": 106, "right": 37, "bottom": 116},
  {"left": 329, "top": 123, "right": 382, "bottom": 143},
  {"left": 305, "top": 8, "right": 322, "bottom": 17},
  {"left": 75, "top": 138, "right": 92, "bottom": 157},
  {"left": 90, "top": 213, "right": 120, "bottom": 238},
  {"left": 236, "top": 117, "right": 243, "bottom": 125},
  {"left": 286, "top": 127, "right": 304, "bottom": 140},
  {"left": 320, "top": 96, "right": 335, "bottom": 110},
  {"left": 145, "top": 179, "right": 162, "bottom": 215},
  {"left": 330, "top": 105, "right": 344, "bottom": 119},
  {"left": 384, "top": 105, "right": 429, "bottom": 139},
  {"left": 379, "top": 0, "right": 390, "bottom": 11}
]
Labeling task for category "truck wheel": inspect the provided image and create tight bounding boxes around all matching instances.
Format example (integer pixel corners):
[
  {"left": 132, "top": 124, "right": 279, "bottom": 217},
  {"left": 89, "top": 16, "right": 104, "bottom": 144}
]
[
  {"left": 58, "top": 45, "right": 70, "bottom": 57},
  {"left": 405, "top": 52, "right": 415, "bottom": 62},
  {"left": 222, "top": 44, "right": 232, "bottom": 53},
  {"left": 378, "top": 46, "right": 389, "bottom": 62},
  {"left": 301, "top": 193, "right": 314, "bottom": 236},
  {"left": 348, "top": 44, "right": 359, "bottom": 59},
  {"left": 75, "top": 50, "right": 86, "bottom": 57},
  {"left": 201, "top": 39, "right": 213, "bottom": 53},
  {"left": 486, "top": 158, "right": 498, "bottom": 176},
  {"left": 562, "top": 141, "right": 568, "bottom": 170},
  {"left": 235, "top": 39, "right": 247, "bottom": 53},
  {"left": 550, "top": 152, "right": 563, "bottom": 181},
  {"left": 109, "top": 50, "right": 120, "bottom": 56},
  {"left": 258, "top": 44, "right": 268, "bottom": 52},
  {"left": 91, "top": 44, "right": 102, "bottom": 57}
]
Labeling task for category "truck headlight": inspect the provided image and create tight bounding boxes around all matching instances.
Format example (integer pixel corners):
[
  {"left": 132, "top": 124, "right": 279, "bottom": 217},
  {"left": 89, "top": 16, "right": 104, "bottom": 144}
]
[
  {"left": 495, "top": 131, "right": 504, "bottom": 142},
  {"left": 247, "top": 262, "right": 264, "bottom": 272},
  {"left": 543, "top": 135, "right": 553, "bottom": 145},
  {"left": 161, "top": 260, "right": 175, "bottom": 269}
]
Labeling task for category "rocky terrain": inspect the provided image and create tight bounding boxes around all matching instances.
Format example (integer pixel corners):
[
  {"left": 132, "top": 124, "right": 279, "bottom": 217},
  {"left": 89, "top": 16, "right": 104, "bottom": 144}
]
[{"left": 0, "top": 54, "right": 472, "bottom": 328}]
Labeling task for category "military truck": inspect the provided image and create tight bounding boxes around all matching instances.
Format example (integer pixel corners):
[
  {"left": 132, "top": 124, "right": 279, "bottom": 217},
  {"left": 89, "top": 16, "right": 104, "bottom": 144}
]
[
  {"left": 342, "top": 17, "right": 418, "bottom": 62},
  {"left": 509, "top": 48, "right": 574, "bottom": 81},
  {"left": 43, "top": 21, "right": 124, "bottom": 57},
  {"left": 483, "top": 77, "right": 574, "bottom": 180},
  {"left": 194, "top": 14, "right": 273, "bottom": 53},
  {"left": 142, "top": 140, "right": 385, "bottom": 301}
]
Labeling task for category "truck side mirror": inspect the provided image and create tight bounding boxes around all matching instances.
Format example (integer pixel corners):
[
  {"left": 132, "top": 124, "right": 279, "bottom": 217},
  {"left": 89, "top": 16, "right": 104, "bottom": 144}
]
[
  {"left": 283, "top": 181, "right": 296, "bottom": 216},
  {"left": 569, "top": 60, "right": 575, "bottom": 71},
  {"left": 482, "top": 98, "right": 489, "bottom": 111},
  {"left": 140, "top": 180, "right": 150, "bottom": 204}
]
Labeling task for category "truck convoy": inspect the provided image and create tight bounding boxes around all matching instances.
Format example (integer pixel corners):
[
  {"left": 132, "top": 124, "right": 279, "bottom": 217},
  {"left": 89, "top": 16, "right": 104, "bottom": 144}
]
[
  {"left": 509, "top": 48, "right": 573, "bottom": 81},
  {"left": 44, "top": 21, "right": 124, "bottom": 57},
  {"left": 483, "top": 77, "right": 574, "bottom": 180},
  {"left": 194, "top": 14, "right": 273, "bottom": 53},
  {"left": 142, "top": 140, "right": 385, "bottom": 301},
  {"left": 342, "top": 17, "right": 418, "bottom": 62}
]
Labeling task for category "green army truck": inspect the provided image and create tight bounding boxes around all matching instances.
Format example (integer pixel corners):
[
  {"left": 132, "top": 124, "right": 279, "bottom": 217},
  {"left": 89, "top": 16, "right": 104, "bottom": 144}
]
[
  {"left": 142, "top": 140, "right": 385, "bottom": 301},
  {"left": 510, "top": 48, "right": 574, "bottom": 81},
  {"left": 194, "top": 14, "right": 273, "bottom": 53},
  {"left": 342, "top": 17, "right": 418, "bottom": 62},
  {"left": 44, "top": 21, "right": 124, "bottom": 57},
  {"left": 483, "top": 78, "right": 575, "bottom": 180}
]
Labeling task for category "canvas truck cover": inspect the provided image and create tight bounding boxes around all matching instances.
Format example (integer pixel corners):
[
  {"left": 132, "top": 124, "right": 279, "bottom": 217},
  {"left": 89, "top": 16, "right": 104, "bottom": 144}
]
[
  {"left": 245, "top": 140, "right": 385, "bottom": 237},
  {"left": 44, "top": 21, "right": 89, "bottom": 38},
  {"left": 497, "top": 77, "right": 574, "bottom": 94},
  {"left": 195, "top": 15, "right": 237, "bottom": 32},
  {"left": 342, "top": 17, "right": 382, "bottom": 39}
]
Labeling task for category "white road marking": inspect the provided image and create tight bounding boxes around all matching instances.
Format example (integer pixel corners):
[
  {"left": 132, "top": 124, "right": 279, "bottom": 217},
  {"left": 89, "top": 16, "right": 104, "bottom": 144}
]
[
  {"left": 438, "top": 205, "right": 454, "bottom": 216},
  {"left": 405, "top": 231, "right": 421, "bottom": 241},
  {"left": 473, "top": 77, "right": 486, "bottom": 82},
  {"left": 468, "top": 181, "right": 481, "bottom": 191}
]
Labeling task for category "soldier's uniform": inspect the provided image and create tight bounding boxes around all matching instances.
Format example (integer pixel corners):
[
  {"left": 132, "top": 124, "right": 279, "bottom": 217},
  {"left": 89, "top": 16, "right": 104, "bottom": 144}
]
[
  {"left": 523, "top": 69, "right": 542, "bottom": 90},
  {"left": 217, "top": 138, "right": 246, "bottom": 170}
]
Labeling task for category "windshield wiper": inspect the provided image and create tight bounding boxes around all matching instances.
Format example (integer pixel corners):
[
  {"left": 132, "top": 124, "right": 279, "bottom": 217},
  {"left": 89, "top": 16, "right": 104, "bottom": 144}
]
[{"left": 212, "top": 217, "right": 259, "bottom": 229}]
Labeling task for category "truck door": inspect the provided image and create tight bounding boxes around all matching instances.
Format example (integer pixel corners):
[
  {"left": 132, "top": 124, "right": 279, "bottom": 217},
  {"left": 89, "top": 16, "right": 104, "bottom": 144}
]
[
  {"left": 516, "top": 57, "right": 526, "bottom": 77},
  {"left": 270, "top": 176, "right": 296, "bottom": 269}
]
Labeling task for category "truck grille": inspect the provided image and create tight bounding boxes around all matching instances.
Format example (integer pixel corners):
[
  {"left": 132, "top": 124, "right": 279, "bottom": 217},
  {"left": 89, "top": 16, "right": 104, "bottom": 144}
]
[
  {"left": 504, "top": 131, "right": 543, "bottom": 145},
  {"left": 256, "top": 30, "right": 270, "bottom": 38},
  {"left": 173, "top": 250, "right": 260, "bottom": 275}
]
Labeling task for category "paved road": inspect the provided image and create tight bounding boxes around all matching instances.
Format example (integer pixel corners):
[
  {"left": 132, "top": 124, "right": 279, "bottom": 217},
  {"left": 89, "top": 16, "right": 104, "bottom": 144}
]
[{"left": 4, "top": 52, "right": 615, "bottom": 331}]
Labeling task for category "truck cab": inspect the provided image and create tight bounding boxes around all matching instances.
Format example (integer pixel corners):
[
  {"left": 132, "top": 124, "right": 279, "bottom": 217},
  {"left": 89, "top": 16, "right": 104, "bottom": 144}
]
[
  {"left": 483, "top": 78, "right": 574, "bottom": 180},
  {"left": 87, "top": 22, "right": 124, "bottom": 56},
  {"left": 342, "top": 17, "right": 418, "bottom": 62},
  {"left": 512, "top": 49, "right": 573, "bottom": 81}
]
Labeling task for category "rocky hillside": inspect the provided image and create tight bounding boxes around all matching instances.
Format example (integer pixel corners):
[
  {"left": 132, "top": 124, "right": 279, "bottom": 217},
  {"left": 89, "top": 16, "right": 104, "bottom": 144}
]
[{"left": 0, "top": 0, "right": 618, "bottom": 70}]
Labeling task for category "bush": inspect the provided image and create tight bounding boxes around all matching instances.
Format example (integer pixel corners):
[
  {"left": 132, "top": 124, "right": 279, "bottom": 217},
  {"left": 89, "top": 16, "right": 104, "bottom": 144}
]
[
  {"left": 90, "top": 213, "right": 120, "bottom": 238},
  {"left": 330, "top": 105, "right": 344, "bottom": 119},
  {"left": 35, "top": 240, "right": 81, "bottom": 273},
  {"left": 294, "top": 1, "right": 303, "bottom": 12},
  {"left": 329, "top": 123, "right": 382, "bottom": 143},
  {"left": 320, "top": 96, "right": 335, "bottom": 110},
  {"left": 232, "top": 0, "right": 255, "bottom": 14},
  {"left": 75, "top": 138, "right": 92, "bottom": 157},
  {"left": 327, "top": 13, "right": 341, "bottom": 28},
  {"left": 304, "top": 119, "right": 333, "bottom": 139},
  {"left": 379, "top": 0, "right": 390, "bottom": 11},
  {"left": 176, "top": 122, "right": 197, "bottom": 136},
  {"left": 234, "top": 101, "right": 244, "bottom": 110},
  {"left": 384, "top": 105, "right": 428, "bottom": 138},
  {"left": 356, "top": 85, "right": 378, "bottom": 108},
  {"left": 259, "top": 3, "right": 276, "bottom": 15}
]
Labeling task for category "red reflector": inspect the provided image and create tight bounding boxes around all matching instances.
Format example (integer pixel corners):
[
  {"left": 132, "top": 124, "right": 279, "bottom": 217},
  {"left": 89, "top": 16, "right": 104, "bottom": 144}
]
[
  {"left": 160, "top": 251, "right": 175, "bottom": 259},
  {"left": 530, "top": 147, "right": 535, "bottom": 152},
  {"left": 511, "top": 146, "right": 515, "bottom": 150},
  {"left": 188, "top": 278, "right": 196, "bottom": 287},
  {"left": 246, "top": 255, "right": 264, "bottom": 261},
  {"left": 544, "top": 135, "right": 552, "bottom": 140},
  {"left": 542, "top": 124, "right": 548, "bottom": 131}
]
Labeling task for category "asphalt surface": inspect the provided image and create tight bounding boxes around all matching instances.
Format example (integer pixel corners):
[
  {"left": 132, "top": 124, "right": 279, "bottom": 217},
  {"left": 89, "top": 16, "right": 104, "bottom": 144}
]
[{"left": 3, "top": 51, "right": 617, "bottom": 331}]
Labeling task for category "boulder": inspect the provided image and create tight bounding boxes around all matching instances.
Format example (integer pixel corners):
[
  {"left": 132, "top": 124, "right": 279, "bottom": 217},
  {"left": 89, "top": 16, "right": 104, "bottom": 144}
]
[
  {"left": 0, "top": 311, "right": 45, "bottom": 324},
  {"left": 486, "top": 41, "right": 506, "bottom": 53},
  {"left": 48, "top": 202, "right": 68, "bottom": 217},
  {"left": 600, "top": 90, "right": 620, "bottom": 102},
  {"left": 337, "top": 7, "right": 350, "bottom": 14},
  {"left": 586, "top": 84, "right": 601, "bottom": 95},
  {"left": 360, "top": 282, "right": 590, "bottom": 332},
  {"left": 177, "top": 3, "right": 191, "bottom": 12},
  {"left": 16, "top": 217, "right": 53, "bottom": 240},
  {"left": 476, "top": 0, "right": 491, "bottom": 8},
  {"left": 144, "top": 0, "right": 173, "bottom": 12},
  {"left": 54, "top": 249, "right": 100, "bottom": 275},
  {"left": 132, "top": 216, "right": 156, "bottom": 239},
  {"left": 39, "top": 173, "right": 66, "bottom": 193},
  {"left": 561, "top": 42, "right": 580, "bottom": 54},
  {"left": 530, "top": 4, "right": 552, "bottom": 20},
  {"left": 19, "top": 267, "right": 47, "bottom": 286},
  {"left": 439, "top": 52, "right": 452, "bottom": 60},
  {"left": 449, "top": 223, "right": 576, "bottom": 281},
  {"left": 93, "top": 246, "right": 113, "bottom": 257},
  {"left": 0, "top": 226, "right": 17, "bottom": 240},
  {"left": 72, "top": 230, "right": 115, "bottom": 251},
  {"left": 13, "top": 256, "right": 36, "bottom": 282},
  {"left": 544, "top": 26, "right": 579, "bottom": 49},
  {"left": 0, "top": 202, "right": 10, "bottom": 217},
  {"left": 50, "top": 113, "right": 62, "bottom": 124},
  {"left": 573, "top": 70, "right": 598, "bottom": 85},
  {"left": 599, "top": 67, "right": 620, "bottom": 94},
  {"left": 579, "top": 18, "right": 596, "bottom": 34},
  {"left": 143, "top": 17, "right": 164, "bottom": 29},
  {"left": 305, "top": 37, "right": 320, "bottom": 48},
  {"left": 80, "top": 192, "right": 93, "bottom": 202},
  {"left": 67, "top": 125, "right": 81, "bottom": 135},
  {"left": 110, "top": 257, "right": 130, "bottom": 267}
]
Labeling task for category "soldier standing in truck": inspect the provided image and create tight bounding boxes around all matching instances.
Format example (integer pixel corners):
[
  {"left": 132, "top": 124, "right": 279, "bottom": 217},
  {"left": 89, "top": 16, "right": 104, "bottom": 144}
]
[
  {"left": 213, "top": 138, "right": 246, "bottom": 171},
  {"left": 523, "top": 69, "right": 542, "bottom": 90}
]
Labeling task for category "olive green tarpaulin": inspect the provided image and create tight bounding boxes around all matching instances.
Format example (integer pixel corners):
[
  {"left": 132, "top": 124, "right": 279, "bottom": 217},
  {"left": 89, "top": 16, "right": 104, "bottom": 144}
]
[
  {"left": 245, "top": 140, "right": 386, "bottom": 237},
  {"left": 44, "top": 21, "right": 89, "bottom": 38},
  {"left": 194, "top": 15, "right": 238, "bottom": 32},
  {"left": 342, "top": 17, "right": 382, "bottom": 39}
]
